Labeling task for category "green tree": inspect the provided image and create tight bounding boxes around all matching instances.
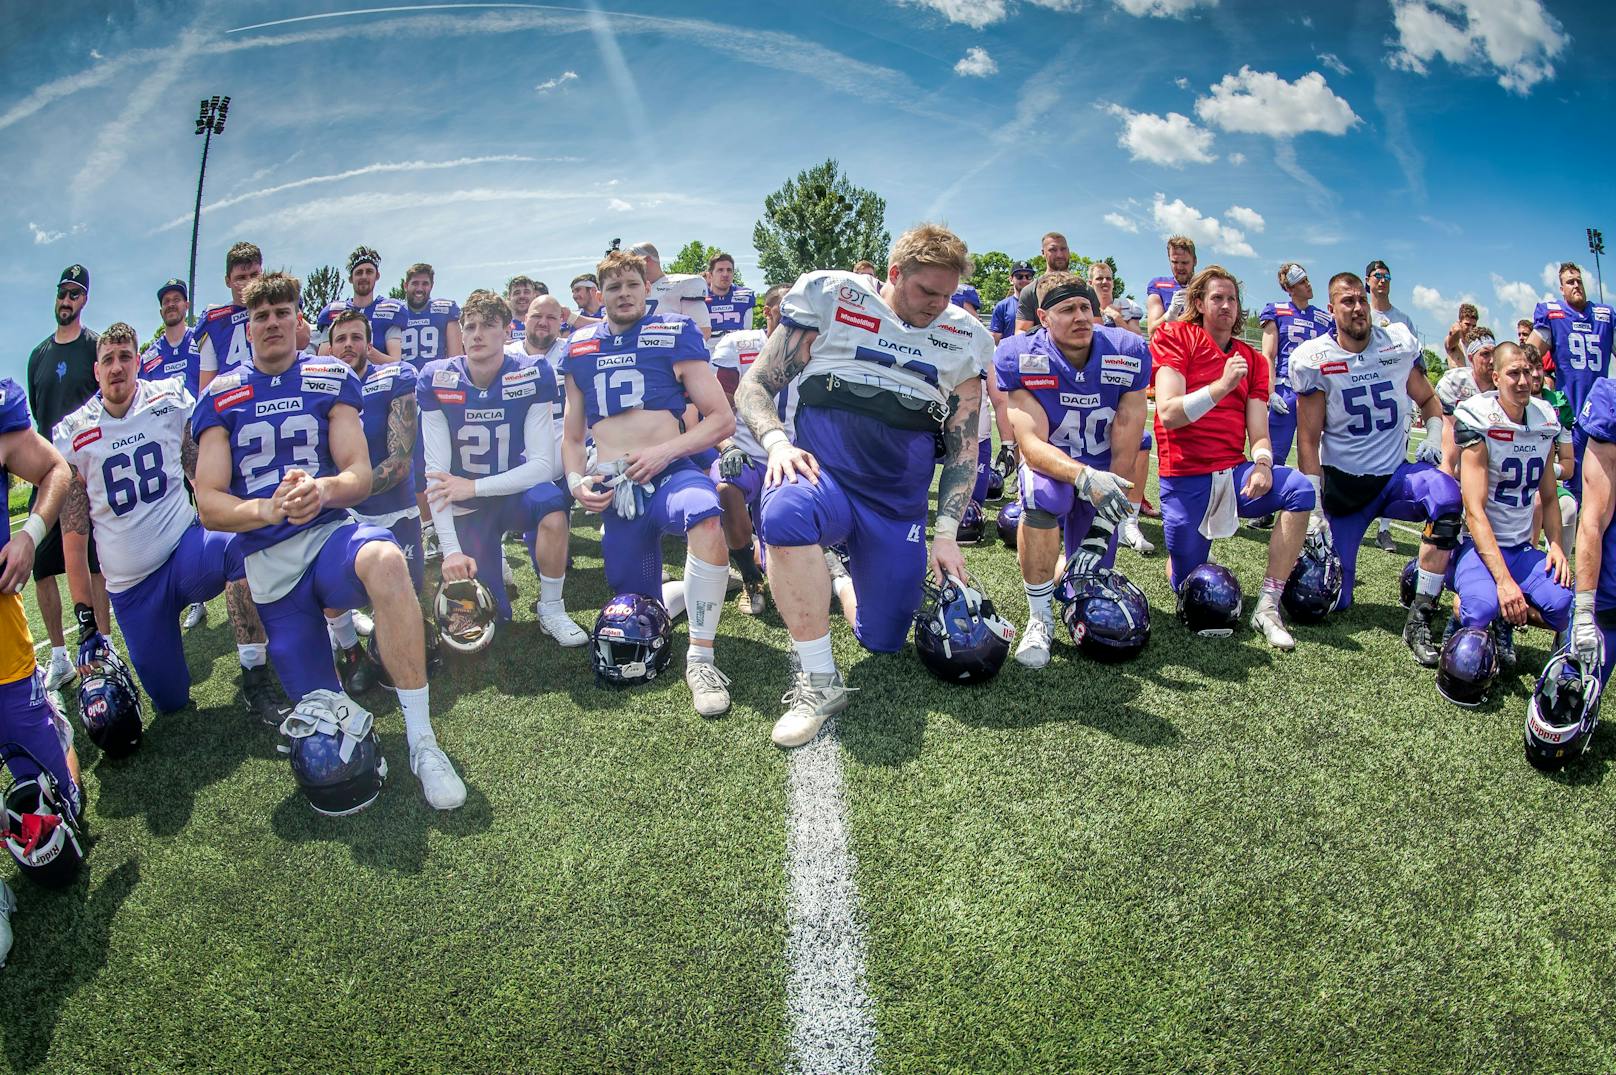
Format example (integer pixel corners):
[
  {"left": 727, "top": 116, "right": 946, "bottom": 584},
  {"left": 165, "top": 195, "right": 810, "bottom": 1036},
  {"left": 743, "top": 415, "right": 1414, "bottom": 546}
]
[
  {"left": 388, "top": 274, "right": 408, "bottom": 301},
  {"left": 667, "top": 240, "right": 744, "bottom": 285},
  {"left": 753, "top": 159, "right": 890, "bottom": 286},
  {"left": 968, "top": 250, "right": 1014, "bottom": 307},
  {"left": 302, "top": 265, "right": 344, "bottom": 320}
]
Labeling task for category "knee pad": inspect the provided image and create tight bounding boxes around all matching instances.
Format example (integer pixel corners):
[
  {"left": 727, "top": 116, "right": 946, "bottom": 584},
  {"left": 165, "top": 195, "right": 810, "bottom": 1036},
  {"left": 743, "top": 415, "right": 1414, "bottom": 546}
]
[
  {"left": 1423, "top": 512, "right": 1463, "bottom": 550},
  {"left": 1023, "top": 507, "right": 1061, "bottom": 530}
]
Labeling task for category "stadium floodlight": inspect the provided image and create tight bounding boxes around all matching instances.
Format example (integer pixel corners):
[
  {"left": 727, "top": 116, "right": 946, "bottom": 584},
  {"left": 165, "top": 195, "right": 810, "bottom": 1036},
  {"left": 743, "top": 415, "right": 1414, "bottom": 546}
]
[
  {"left": 1590, "top": 228, "right": 1606, "bottom": 303},
  {"left": 186, "top": 95, "right": 232, "bottom": 323}
]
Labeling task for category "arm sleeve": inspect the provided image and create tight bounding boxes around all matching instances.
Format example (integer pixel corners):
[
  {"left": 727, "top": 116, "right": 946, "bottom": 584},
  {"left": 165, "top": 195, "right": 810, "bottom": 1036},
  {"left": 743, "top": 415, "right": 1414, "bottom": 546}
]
[
  {"left": 472, "top": 406, "right": 556, "bottom": 497},
  {"left": 420, "top": 409, "right": 463, "bottom": 557}
]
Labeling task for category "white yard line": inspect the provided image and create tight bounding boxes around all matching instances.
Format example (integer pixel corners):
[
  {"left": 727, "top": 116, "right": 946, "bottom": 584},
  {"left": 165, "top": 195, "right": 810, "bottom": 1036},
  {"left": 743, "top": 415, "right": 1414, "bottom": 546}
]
[{"left": 784, "top": 721, "right": 878, "bottom": 1075}]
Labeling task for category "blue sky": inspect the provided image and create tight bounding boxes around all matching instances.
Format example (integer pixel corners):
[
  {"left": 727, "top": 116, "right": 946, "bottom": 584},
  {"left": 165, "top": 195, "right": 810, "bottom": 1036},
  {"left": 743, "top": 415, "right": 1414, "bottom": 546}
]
[{"left": 1, "top": 0, "right": 1608, "bottom": 385}]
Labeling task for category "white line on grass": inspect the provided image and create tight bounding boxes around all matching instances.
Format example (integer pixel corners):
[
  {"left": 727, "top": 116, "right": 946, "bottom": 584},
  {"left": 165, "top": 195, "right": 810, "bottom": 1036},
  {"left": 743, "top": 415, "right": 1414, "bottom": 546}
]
[{"left": 784, "top": 720, "right": 877, "bottom": 1075}]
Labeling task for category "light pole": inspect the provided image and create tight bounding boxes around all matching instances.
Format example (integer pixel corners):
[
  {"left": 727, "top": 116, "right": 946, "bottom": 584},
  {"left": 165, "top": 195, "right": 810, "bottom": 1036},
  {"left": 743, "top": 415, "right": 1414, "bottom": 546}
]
[
  {"left": 187, "top": 95, "right": 230, "bottom": 324},
  {"left": 1589, "top": 228, "right": 1606, "bottom": 304}
]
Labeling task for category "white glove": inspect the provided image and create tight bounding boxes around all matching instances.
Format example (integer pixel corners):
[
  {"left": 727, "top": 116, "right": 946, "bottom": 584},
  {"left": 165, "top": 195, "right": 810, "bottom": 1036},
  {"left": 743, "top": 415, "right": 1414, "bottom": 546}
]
[
  {"left": 1572, "top": 592, "right": 1605, "bottom": 671},
  {"left": 1304, "top": 473, "right": 1326, "bottom": 536},
  {"left": 1415, "top": 415, "right": 1444, "bottom": 465},
  {"left": 1073, "top": 466, "right": 1133, "bottom": 522},
  {"left": 1269, "top": 390, "right": 1290, "bottom": 416}
]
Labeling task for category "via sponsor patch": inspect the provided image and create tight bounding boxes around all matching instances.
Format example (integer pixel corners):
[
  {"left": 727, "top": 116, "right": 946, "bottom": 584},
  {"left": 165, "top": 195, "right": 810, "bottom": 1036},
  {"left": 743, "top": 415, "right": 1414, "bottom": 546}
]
[
  {"left": 1101, "top": 370, "right": 1134, "bottom": 386},
  {"left": 301, "top": 377, "right": 341, "bottom": 395}
]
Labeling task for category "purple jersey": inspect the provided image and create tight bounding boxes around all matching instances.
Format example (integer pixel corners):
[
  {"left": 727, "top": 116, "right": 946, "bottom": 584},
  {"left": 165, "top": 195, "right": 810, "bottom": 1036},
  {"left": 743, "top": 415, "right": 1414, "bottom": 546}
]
[
  {"left": 705, "top": 286, "right": 755, "bottom": 338},
  {"left": 989, "top": 295, "right": 1019, "bottom": 337},
  {"left": 561, "top": 313, "right": 708, "bottom": 426},
  {"left": 415, "top": 352, "right": 558, "bottom": 513},
  {"left": 1576, "top": 380, "right": 1616, "bottom": 610},
  {"left": 189, "top": 354, "right": 362, "bottom": 555},
  {"left": 140, "top": 333, "right": 199, "bottom": 397},
  {"left": 400, "top": 298, "right": 460, "bottom": 366},
  {"left": 317, "top": 297, "right": 408, "bottom": 354},
  {"left": 995, "top": 326, "right": 1152, "bottom": 469},
  {"left": 1259, "top": 301, "right": 1334, "bottom": 382},
  {"left": 354, "top": 360, "right": 417, "bottom": 518},
  {"left": 1535, "top": 297, "right": 1615, "bottom": 423},
  {"left": 1147, "top": 276, "right": 1181, "bottom": 313},
  {"left": 193, "top": 303, "right": 252, "bottom": 378},
  {"left": 951, "top": 285, "right": 982, "bottom": 312}
]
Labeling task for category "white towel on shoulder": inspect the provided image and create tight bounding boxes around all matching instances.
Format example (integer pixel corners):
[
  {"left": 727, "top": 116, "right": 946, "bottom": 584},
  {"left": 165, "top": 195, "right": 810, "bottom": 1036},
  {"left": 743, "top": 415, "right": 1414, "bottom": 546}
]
[{"left": 1199, "top": 467, "right": 1239, "bottom": 540}]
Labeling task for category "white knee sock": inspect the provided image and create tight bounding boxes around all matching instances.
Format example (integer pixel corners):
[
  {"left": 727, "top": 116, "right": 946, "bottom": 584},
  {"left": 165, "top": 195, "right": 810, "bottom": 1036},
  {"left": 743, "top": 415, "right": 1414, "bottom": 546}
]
[
  {"left": 684, "top": 554, "right": 729, "bottom": 658},
  {"left": 397, "top": 686, "right": 432, "bottom": 748},
  {"left": 793, "top": 633, "right": 836, "bottom": 676},
  {"left": 326, "top": 611, "right": 358, "bottom": 650}
]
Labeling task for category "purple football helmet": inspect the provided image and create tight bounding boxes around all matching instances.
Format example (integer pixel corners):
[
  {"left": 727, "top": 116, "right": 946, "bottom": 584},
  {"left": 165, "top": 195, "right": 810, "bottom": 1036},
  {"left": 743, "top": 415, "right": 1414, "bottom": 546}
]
[
  {"left": 1281, "top": 534, "right": 1342, "bottom": 625},
  {"left": 986, "top": 465, "right": 1005, "bottom": 502},
  {"left": 279, "top": 690, "right": 388, "bottom": 817},
  {"left": 1176, "top": 563, "right": 1243, "bottom": 636},
  {"left": 592, "top": 594, "right": 674, "bottom": 686},
  {"left": 1399, "top": 558, "right": 1420, "bottom": 608},
  {"left": 913, "top": 577, "right": 1016, "bottom": 685},
  {"left": 77, "top": 639, "right": 143, "bottom": 759},
  {"left": 997, "top": 502, "right": 1023, "bottom": 549},
  {"left": 1436, "top": 626, "right": 1500, "bottom": 707},
  {"left": 1525, "top": 646, "right": 1603, "bottom": 770},
  {"left": 1056, "top": 565, "right": 1151, "bottom": 662},
  {"left": 957, "top": 500, "right": 988, "bottom": 546}
]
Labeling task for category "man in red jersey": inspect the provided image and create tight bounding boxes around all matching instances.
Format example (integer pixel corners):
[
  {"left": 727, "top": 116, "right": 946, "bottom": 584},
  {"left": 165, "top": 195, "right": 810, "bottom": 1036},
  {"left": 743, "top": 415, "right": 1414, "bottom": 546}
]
[{"left": 1152, "top": 266, "right": 1315, "bottom": 649}]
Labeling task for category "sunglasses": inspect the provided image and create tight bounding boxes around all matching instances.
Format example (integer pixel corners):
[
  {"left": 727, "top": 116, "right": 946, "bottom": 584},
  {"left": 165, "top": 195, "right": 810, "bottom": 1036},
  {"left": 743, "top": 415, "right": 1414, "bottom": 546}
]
[
  {"left": 56, "top": 287, "right": 85, "bottom": 300},
  {"left": 1369, "top": 272, "right": 1390, "bottom": 281},
  {"left": 1012, "top": 273, "right": 1034, "bottom": 281}
]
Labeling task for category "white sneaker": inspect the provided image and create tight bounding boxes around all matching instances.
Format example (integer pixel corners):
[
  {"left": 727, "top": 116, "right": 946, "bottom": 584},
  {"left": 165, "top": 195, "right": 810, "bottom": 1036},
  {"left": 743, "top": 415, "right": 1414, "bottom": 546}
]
[
  {"left": 772, "top": 669, "right": 854, "bottom": 748},
  {"left": 502, "top": 559, "right": 516, "bottom": 588},
  {"left": 422, "top": 525, "right": 441, "bottom": 562},
  {"left": 686, "top": 660, "right": 732, "bottom": 718},
  {"left": 42, "top": 651, "right": 75, "bottom": 692},
  {"left": 0, "top": 878, "right": 14, "bottom": 969},
  {"left": 181, "top": 602, "right": 206, "bottom": 629},
  {"left": 538, "top": 606, "right": 588, "bottom": 647},
  {"left": 1016, "top": 616, "right": 1054, "bottom": 668},
  {"left": 410, "top": 737, "right": 466, "bottom": 811},
  {"left": 737, "top": 581, "right": 767, "bottom": 616},
  {"left": 351, "top": 609, "right": 375, "bottom": 638},
  {"left": 1251, "top": 602, "right": 1296, "bottom": 651},
  {"left": 1120, "top": 516, "right": 1155, "bottom": 556}
]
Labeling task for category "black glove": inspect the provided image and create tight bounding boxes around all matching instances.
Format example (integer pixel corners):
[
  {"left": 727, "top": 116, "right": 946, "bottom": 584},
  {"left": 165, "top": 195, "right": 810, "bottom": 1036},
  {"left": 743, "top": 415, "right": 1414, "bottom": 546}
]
[
  {"left": 718, "top": 444, "right": 749, "bottom": 480},
  {"left": 995, "top": 442, "right": 1017, "bottom": 478},
  {"left": 74, "top": 602, "right": 97, "bottom": 647}
]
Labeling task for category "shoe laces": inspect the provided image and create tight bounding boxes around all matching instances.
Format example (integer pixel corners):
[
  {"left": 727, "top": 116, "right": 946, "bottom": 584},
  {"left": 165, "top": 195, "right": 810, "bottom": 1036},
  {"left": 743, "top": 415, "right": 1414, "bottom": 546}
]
[{"left": 688, "top": 663, "right": 731, "bottom": 691}]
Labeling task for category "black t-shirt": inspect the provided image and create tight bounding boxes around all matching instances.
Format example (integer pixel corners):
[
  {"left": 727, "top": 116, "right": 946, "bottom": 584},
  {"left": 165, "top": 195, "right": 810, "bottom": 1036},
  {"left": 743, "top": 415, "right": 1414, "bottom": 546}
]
[
  {"left": 26, "top": 327, "right": 98, "bottom": 438},
  {"left": 1015, "top": 277, "right": 1044, "bottom": 328}
]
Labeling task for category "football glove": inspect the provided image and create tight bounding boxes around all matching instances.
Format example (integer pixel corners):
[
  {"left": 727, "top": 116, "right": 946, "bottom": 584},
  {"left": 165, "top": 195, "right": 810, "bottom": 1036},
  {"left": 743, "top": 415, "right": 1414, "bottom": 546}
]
[
  {"left": 1269, "top": 391, "right": 1290, "bottom": 416},
  {"left": 718, "top": 444, "right": 749, "bottom": 480},
  {"left": 1073, "top": 465, "right": 1133, "bottom": 523},
  {"left": 994, "top": 442, "right": 1017, "bottom": 478},
  {"left": 1415, "top": 415, "right": 1444, "bottom": 465},
  {"left": 1572, "top": 592, "right": 1605, "bottom": 672}
]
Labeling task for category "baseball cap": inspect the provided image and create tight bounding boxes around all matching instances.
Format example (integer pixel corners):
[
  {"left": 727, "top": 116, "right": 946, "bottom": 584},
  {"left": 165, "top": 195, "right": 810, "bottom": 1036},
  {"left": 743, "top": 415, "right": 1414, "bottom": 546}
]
[
  {"left": 1011, "top": 261, "right": 1034, "bottom": 276},
  {"left": 157, "top": 278, "right": 188, "bottom": 301},
  {"left": 58, "top": 264, "right": 89, "bottom": 293}
]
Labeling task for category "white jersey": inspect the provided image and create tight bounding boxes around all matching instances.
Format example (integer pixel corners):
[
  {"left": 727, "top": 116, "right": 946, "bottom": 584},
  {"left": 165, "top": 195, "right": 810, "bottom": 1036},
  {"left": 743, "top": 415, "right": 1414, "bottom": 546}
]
[
  {"left": 1436, "top": 368, "right": 1479, "bottom": 415},
  {"left": 505, "top": 338, "right": 568, "bottom": 458},
  {"left": 781, "top": 270, "right": 992, "bottom": 410},
  {"left": 1453, "top": 392, "right": 1567, "bottom": 548},
  {"left": 1370, "top": 303, "right": 1415, "bottom": 333},
  {"left": 647, "top": 274, "right": 711, "bottom": 336},
  {"left": 1290, "top": 323, "right": 1423, "bottom": 476},
  {"left": 712, "top": 328, "right": 803, "bottom": 464},
  {"left": 53, "top": 377, "right": 197, "bottom": 593}
]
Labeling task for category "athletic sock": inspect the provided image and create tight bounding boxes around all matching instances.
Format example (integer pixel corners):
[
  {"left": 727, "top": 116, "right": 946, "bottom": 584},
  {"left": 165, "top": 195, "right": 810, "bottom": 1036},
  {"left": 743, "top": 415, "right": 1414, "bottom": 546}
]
[
  {"left": 326, "top": 611, "right": 358, "bottom": 650},
  {"left": 397, "top": 686, "right": 432, "bottom": 749},
  {"left": 793, "top": 633, "right": 836, "bottom": 676},
  {"left": 1416, "top": 568, "right": 1445, "bottom": 598},
  {"left": 684, "top": 553, "right": 729, "bottom": 646},
  {"left": 1024, "top": 578, "right": 1055, "bottom": 622},
  {"left": 539, "top": 573, "right": 565, "bottom": 606},
  {"left": 729, "top": 546, "right": 763, "bottom": 585},
  {"left": 237, "top": 643, "right": 267, "bottom": 669}
]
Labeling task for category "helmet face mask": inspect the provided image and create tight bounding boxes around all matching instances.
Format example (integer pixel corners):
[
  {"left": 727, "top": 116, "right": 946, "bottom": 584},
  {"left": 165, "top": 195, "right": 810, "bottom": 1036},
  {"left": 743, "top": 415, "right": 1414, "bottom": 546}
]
[
  {"left": 434, "top": 578, "right": 498, "bottom": 654},
  {"left": 1176, "top": 563, "right": 1243, "bottom": 637},
  {"left": 78, "top": 641, "right": 143, "bottom": 759},
  {"left": 1437, "top": 626, "right": 1500, "bottom": 707},
  {"left": 957, "top": 501, "right": 988, "bottom": 546},
  {"left": 1057, "top": 565, "right": 1151, "bottom": 662},
  {"left": 1525, "top": 648, "right": 1603, "bottom": 770},
  {"left": 1, "top": 743, "right": 86, "bottom": 888},
  {"left": 592, "top": 594, "right": 673, "bottom": 686},
  {"left": 913, "top": 577, "right": 1016, "bottom": 684},
  {"left": 1281, "top": 535, "right": 1342, "bottom": 625}
]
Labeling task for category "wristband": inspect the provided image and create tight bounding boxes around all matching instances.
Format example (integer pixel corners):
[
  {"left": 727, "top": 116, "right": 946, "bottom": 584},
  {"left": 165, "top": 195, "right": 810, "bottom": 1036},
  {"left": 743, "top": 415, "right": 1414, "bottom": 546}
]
[
  {"left": 760, "top": 429, "right": 792, "bottom": 455},
  {"left": 567, "top": 471, "right": 587, "bottom": 492},
  {"left": 1576, "top": 591, "right": 1597, "bottom": 615},
  {"left": 1182, "top": 386, "right": 1217, "bottom": 424},
  {"left": 20, "top": 513, "right": 47, "bottom": 547},
  {"left": 1423, "top": 415, "right": 1443, "bottom": 441},
  {"left": 934, "top": 514, "right": 960, "bottom": 541},
  {"left": 1252, "top": 449, "right": 1273, "bottom": 467},
  {"left": 1305, "top": 473, "right": 1323, "bottom": 504}
]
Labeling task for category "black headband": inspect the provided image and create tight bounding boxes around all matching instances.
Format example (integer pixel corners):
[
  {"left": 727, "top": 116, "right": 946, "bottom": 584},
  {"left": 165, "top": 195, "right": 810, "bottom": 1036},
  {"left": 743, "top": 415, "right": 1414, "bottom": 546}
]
[{"left": 1039, "top": 279, "right": 1099, "bottom": 313}]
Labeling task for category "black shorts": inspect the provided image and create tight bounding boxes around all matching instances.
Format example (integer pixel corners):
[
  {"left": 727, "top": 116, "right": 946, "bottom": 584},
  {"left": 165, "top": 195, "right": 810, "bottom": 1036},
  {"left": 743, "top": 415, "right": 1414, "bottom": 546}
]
[
  {"left": 1321, "top": 466, "right": 1394, "bottom": 518},
  {"left": 30, "top": 521, "right": 99, "bottom": 582}
]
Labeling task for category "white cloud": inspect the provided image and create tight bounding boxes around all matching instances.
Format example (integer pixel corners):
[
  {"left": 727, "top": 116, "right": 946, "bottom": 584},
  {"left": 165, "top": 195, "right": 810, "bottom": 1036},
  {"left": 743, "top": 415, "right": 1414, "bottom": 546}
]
[
  {"left": 1411, "top": 283, "right": 1489, "bottom": 328},
  {"left": 1113, "top": 0, "right": 1217, "bottom": 15},
  {"left": 898, "top": 0, "right": 1009, "bottom": 28},
  {"left": 89, "top": 49, "right": 103, "bottom": 61},
  {"left": 953, "top": 46, "right": 997, "bottom": 77},
  {"left": 1318, "top": 52, "right": 1351, "bottom": 75},
  {"left": 1225, "top": 205, "right": 1265, "bottom": 233},
  {"left": 1150, "top": 193, "right": 1256, "bottom": 258},
  {"left": 1491, "top": 273, "right": 1547, "bottom": 319},
  {"left": 1387, "top": 0, "right": 1566, "bottom": 94},
  {"left": 1105, "top": 104, "right": 1216, "bottom": 166},
  {"left": 28, "top": 222, "right": 65, "bottom": 245},
  {"left": 1195, "top": 67, "right": 1359, "bottom": 136},
  {"left": 1228, "top": 151, "right": 1245, "bottom": 166},
  {"left": 1543, "top": 261, "right": 1565, "bottom": 290},
  {"left": 1174, "top": 77, "right": 1190, "bottom": 90},
  {"left": 535, "top": 70, "right": 578, "bottom": 93},
  {"left": 1103, "top": 212, "right": 1138, "bottom": 233},
  {"left": 607, "top": 197, "right": 634, "bottom": 212}
]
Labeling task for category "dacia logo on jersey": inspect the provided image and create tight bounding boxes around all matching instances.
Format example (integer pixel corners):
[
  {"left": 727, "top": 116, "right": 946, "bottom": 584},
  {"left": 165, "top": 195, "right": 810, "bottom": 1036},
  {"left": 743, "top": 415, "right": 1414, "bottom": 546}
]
[
  {"left": 878, "top": 338, "right": 923, "bottom": 357},
  {"left": 214, "top": 385, "right": 253, "bottom": 411},
  {"left": 72, "top": 427, "right": 101, "bottom": 451},
  {"left": 109, "top": 433, "right": 146, "bottom": 451},
  {"left": 1060, "top": 392, "right": 1101, "bottom": 408},
  {"left": 257, "top": 398, "right": 302, "bottom": 415},
  {"left": 598, "top": 354, "right": 637, "bottom": 369},
  {"left": 1019, "top": 352, "right": 1050, "bottom": 374},
  {"left": 464, "top": 409, "right": 503, "bottom": 423}
]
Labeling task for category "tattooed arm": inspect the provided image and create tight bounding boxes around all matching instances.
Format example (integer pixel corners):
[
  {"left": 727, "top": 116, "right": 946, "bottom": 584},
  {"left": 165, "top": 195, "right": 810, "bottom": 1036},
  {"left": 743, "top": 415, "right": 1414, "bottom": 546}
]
[
  {"left": 61, "top": 464, "right": 96, "bottom": 612},
  {"left": 931, "top": 374, "right": 982, "bottom": 583},
  {"left": 181, "top": 421, "right": 198, "bottom": 483},
  {"left": 734, "top": 321, "right": 819, "bottom": 487},
  {"left": 370, "top": 394, "right": 417, "bottom": 497}
]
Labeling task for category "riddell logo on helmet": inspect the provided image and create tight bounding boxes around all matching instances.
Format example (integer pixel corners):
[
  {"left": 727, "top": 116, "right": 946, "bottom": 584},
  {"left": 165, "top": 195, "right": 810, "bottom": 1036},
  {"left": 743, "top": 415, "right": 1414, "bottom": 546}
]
[{"left": 835, "top": 307, "right": 880, "bottom": 333}]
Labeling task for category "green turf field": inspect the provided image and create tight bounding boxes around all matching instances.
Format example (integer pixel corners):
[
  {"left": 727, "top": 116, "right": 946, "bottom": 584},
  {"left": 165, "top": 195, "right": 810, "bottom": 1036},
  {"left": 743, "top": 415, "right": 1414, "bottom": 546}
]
[{"left": 2, "top": 465, "right": 1613, "bottom": 1075}]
